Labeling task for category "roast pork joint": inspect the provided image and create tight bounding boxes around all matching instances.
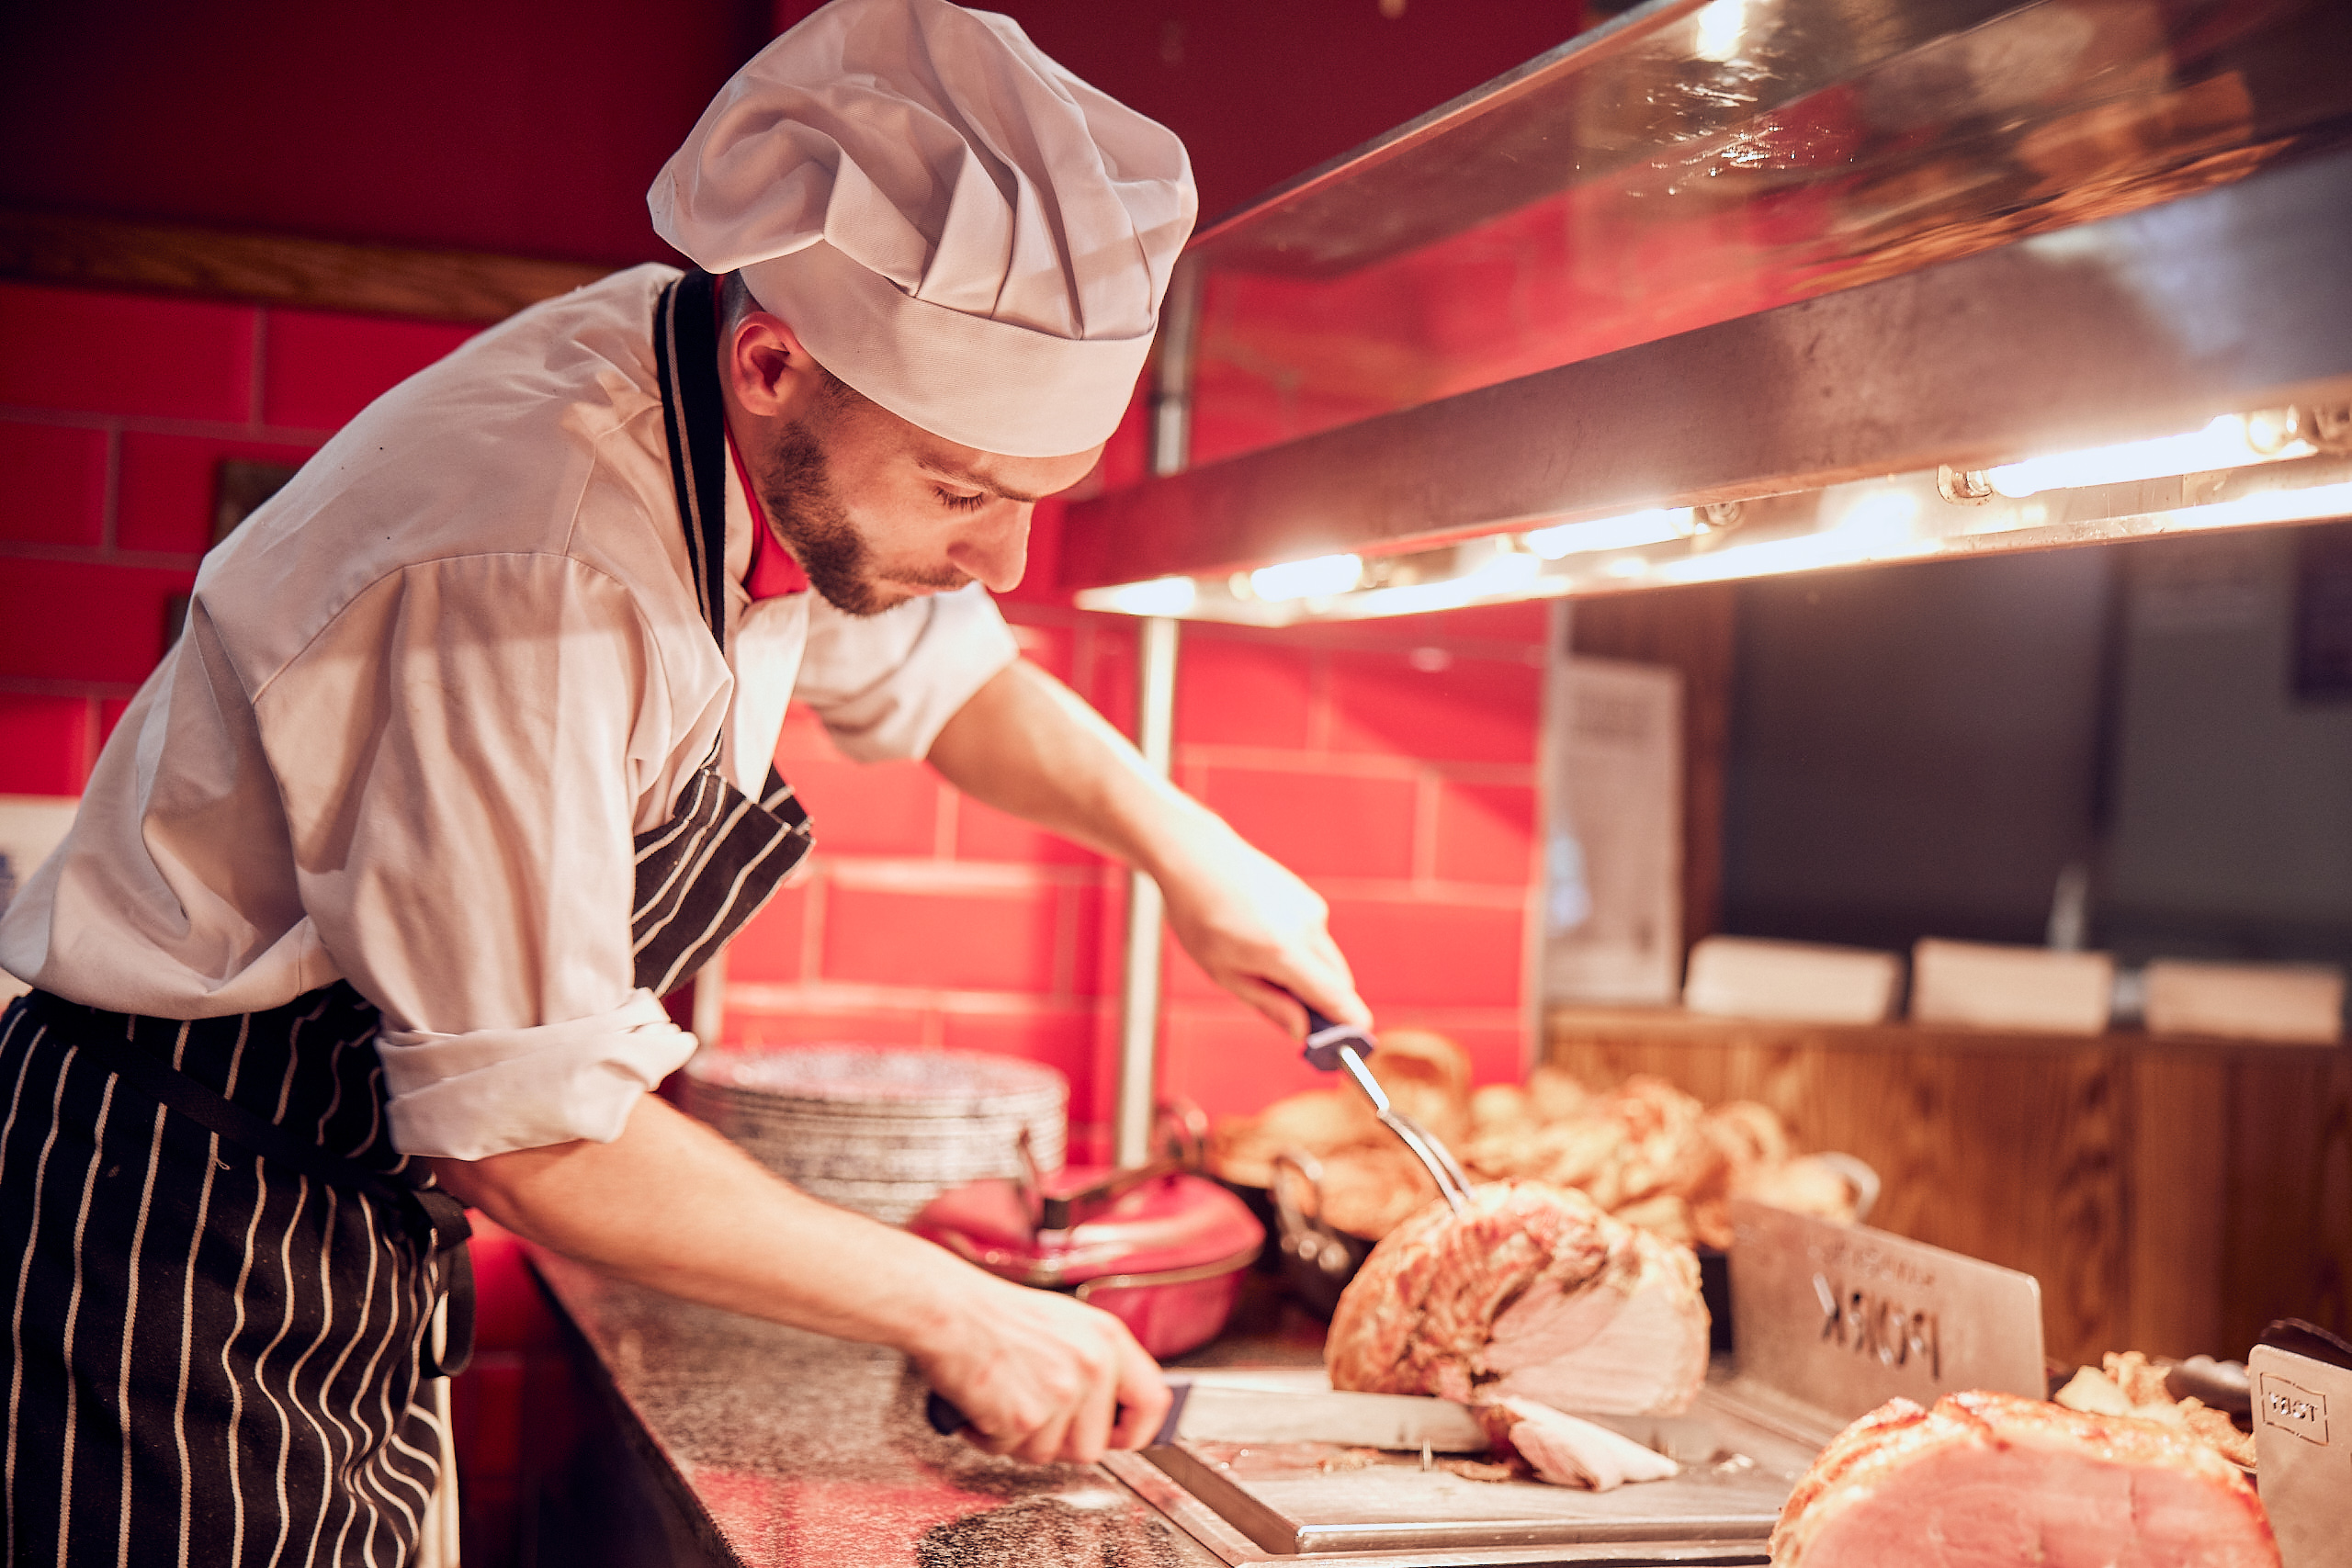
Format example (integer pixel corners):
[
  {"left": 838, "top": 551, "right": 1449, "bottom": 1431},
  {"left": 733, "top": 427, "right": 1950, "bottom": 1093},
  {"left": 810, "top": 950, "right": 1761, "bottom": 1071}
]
[
  {"left": 1325, "top": 1180, "right": 1710, "bottom": 1417},
  {"left": 1770, "top": 1390, "right": 2279, "bottom": 1567}
]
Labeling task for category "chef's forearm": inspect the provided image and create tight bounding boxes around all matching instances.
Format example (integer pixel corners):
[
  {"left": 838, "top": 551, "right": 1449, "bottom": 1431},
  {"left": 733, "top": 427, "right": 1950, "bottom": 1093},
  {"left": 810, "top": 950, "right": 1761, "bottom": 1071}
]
[
  {"left": 931, "top": 656, "right": 1369, "bottom": 1029},
  {"left": 422, "top": 1093, "right": 967, "bottom": 1351},
  {"left": 925, "top": 657, "right": 1227, "bottom": 886}
]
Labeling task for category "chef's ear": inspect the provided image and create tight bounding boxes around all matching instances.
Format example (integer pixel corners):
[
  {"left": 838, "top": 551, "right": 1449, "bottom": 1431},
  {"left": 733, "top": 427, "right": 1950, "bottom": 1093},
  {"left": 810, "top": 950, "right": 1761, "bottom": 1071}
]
[{"left": 721, "top": 308, "right": 828, "bottom": 419}]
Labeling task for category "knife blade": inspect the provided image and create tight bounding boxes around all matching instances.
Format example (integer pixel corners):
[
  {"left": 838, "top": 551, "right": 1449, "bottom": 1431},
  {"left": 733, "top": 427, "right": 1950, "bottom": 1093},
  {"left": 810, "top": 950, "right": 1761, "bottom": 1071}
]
[
  {"left": 1154, "top": 1377, "right": 1489, "bottom": 1451},
  {"left": 924, "top": 1374, "right": 1491, "bottom": 1454}
]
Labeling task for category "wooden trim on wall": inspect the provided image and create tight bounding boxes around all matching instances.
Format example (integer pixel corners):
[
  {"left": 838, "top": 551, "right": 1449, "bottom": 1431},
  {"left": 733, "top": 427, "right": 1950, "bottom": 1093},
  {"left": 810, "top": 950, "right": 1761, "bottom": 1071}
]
[{"left": 0, "top": 207, "right": 615, "bottom": 323}]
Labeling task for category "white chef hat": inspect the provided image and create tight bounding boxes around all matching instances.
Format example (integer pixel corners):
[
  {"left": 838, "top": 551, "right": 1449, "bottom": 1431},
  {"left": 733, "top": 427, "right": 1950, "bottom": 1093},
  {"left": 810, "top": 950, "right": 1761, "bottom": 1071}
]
[{"left": 649, "top": 0, "right": 1196, "bottom": 458}]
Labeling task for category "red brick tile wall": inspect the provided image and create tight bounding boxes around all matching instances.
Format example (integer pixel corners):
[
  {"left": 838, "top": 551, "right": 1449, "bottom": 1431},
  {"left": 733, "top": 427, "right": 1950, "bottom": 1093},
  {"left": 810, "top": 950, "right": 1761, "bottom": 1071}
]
[
  {"left": 723, "top": 611, "right": 1546, "bottom": 1159},
  {"left": 0, "top": 279, "right": 474, "bottom": 795}
]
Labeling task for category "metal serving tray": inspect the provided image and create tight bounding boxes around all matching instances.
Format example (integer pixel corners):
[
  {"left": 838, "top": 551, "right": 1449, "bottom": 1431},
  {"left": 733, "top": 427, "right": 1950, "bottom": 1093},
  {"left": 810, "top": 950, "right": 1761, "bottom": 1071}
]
[
  {"left": 1109, "top": 1379, "right": 1831, "bottom": 1562},
  {"left": 1102, "top": 1207, "right": 2047, "bottom": 1564}
]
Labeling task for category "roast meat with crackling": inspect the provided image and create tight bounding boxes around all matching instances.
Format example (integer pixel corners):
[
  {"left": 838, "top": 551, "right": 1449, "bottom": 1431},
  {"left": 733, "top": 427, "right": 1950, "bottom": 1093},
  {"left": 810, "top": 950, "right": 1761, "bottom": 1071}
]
[
  {"left": 1326, "top": 1180, "right": 1710, "bottom": 1417},
  {"left": 1770, "top": 1390, "right": 2279, "bottom": 1567}
]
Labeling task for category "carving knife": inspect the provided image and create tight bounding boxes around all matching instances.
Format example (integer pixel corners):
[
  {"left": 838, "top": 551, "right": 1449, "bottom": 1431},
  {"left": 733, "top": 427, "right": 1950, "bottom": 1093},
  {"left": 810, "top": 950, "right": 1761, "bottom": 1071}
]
[
  {"left": 926, "top": 1372, "right": 1489, "bottom": 1452},
  {"left": 1152, "top": 1376, "right": 1489, "bottom": 1450}
]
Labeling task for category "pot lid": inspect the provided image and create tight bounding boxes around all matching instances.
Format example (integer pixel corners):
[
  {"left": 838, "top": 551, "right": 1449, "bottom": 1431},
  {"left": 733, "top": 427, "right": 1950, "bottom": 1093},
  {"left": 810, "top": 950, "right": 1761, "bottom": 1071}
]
[{"left": 911, "top": 1168, "right": 1262, "bottom": 1289}]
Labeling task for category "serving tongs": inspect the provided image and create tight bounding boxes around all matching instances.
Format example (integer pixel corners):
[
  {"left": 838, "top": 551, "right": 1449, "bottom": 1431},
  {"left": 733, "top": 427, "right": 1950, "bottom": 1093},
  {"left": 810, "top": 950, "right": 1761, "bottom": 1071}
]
[{"left": 1297, "top": 1003, "right": 1474, "bottom": 1216}]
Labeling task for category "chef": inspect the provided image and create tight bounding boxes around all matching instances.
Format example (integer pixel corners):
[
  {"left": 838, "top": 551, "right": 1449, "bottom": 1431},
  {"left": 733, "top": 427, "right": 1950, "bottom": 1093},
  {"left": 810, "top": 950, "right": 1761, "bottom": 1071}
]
[{"left": 0, "top": 2, "right": 1372, "bottom": 1560}]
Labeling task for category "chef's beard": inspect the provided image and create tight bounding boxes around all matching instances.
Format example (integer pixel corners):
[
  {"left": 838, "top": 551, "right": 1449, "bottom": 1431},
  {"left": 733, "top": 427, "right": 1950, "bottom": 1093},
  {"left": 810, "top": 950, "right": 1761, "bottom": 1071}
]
[{"left": 756, "top": 407, "right": 967, "bottom": 618}]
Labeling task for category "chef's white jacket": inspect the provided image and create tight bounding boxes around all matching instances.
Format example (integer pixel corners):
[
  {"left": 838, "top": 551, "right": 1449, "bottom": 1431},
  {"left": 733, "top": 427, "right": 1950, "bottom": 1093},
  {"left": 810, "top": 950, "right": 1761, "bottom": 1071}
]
[{"left": 0, "top": 265, "right": 1020, "bottom": 1160}]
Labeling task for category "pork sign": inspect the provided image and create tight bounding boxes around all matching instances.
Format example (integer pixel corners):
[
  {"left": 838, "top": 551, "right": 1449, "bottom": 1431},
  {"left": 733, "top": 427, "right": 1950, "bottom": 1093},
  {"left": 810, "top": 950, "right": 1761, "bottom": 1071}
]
[{"left": 1727, "top": 1200, "right": 2045, "bottom": 1423}]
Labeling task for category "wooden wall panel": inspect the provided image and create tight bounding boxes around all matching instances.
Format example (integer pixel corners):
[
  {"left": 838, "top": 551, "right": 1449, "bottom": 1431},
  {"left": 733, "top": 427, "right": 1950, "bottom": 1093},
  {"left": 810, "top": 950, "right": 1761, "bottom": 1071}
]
[
  {"left": 2220, "top": 1056, "right": 2352, "bottom": 1351},
  {"left": 1547, "top": 1010, "right": 2351, "bottom": 1370},
  {"left": 2124, "top": 1055, "right": 2230, "bottom": 1357},
  {"left": 1, "top": 208, "right": 606, "bottom": 322}
]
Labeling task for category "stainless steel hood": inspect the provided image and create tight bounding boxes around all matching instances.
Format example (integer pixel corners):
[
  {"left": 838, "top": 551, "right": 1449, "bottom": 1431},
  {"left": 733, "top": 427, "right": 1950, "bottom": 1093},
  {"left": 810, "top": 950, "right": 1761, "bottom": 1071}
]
[{"left": 1060, "top": 0, "right": 2352, "bottom": 623}]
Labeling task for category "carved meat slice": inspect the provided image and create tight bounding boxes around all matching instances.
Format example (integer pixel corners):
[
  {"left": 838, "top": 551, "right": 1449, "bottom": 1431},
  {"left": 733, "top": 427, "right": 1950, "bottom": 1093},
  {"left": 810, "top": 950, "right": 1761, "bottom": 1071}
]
[
  {"left": 1478, "top": 1396, "right": 1679, "bottom": 1491},
  {"left": 1325, "top": 1180, "right": 1710, "bottom": 1416},
  {"left": 1771, "top": 1391, "right": 2280, "bottom": 1567}
]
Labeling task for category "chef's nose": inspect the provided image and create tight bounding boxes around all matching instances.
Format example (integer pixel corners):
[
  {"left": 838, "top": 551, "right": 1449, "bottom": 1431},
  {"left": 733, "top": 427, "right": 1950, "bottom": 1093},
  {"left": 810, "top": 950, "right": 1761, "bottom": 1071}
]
[{"left": 949, "top": 505, "right": 1030, "bottom": 593}]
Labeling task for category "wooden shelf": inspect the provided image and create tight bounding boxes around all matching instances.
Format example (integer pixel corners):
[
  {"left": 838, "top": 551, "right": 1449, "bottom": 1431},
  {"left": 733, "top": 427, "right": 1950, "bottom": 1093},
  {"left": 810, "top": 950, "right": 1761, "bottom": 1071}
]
[
  {"left": 1548, "top": 1006, "right": 2345, "bottom": 1057},
  {"left": 0, "top": 206, "right": 611, "bottom": 323}
]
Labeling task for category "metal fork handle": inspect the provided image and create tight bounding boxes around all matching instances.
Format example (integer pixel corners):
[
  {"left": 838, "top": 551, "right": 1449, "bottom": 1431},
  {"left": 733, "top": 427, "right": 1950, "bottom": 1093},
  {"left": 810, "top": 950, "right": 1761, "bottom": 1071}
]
[{"left": 1295, "top": 999, "right": 1472, "bottom": 1216}]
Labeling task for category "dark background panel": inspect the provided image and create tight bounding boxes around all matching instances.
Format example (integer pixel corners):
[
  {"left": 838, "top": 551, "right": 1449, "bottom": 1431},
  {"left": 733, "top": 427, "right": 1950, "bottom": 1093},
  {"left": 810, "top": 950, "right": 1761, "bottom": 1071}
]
[{"left": 1721, "top": 525, "right": 2352, "bottom": 972}]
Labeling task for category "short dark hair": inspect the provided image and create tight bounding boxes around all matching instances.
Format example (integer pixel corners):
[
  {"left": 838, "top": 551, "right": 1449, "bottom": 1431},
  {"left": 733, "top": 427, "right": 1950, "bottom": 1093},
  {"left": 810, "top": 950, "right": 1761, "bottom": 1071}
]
[{"left": 718, "top": 268, "right": 758, "bottom": 331}]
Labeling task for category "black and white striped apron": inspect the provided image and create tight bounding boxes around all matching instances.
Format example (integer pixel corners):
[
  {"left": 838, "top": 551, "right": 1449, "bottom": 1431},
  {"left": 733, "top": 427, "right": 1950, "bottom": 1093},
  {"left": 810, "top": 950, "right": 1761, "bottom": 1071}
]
[
  {"left": 0, "top": 265, "right": 813, "bottom": 1564},
  {"left": 0, "top": 985, "right": 449, "bottom": 1567},
  {"left": 636, "top": 265, "right": 816, "bottom": 996}
]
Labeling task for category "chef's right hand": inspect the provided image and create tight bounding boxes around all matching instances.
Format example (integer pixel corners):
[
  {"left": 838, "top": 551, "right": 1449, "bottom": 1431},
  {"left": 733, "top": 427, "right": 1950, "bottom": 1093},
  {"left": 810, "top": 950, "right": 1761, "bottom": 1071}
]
[{"left": 909, "top": 1275, "right": 1168, "bottom": 1465}]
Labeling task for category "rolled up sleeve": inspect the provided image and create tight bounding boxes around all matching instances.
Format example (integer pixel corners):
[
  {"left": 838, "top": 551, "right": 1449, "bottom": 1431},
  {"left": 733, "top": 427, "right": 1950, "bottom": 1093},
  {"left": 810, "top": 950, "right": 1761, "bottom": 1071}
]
[
  {"left": 795, "top": 582, "right": 1020, "bottom": 761},
  {"left": 376, "top": 990, "right": 694, "bottom": 1158}
]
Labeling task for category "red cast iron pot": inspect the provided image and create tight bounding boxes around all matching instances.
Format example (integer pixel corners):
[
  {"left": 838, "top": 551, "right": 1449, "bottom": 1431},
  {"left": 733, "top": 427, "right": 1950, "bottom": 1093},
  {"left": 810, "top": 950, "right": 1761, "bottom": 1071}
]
[{"left": 910, "top": 1166, "right": 1264, "bottom": 1359}]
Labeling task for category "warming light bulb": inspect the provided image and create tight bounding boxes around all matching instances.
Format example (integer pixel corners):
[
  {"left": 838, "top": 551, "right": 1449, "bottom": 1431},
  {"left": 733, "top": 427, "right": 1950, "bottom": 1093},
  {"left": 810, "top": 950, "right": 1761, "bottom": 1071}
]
[
  {"left": 1085, "top": 575, "right": 1195, "bottom": 617},
  {"left": 1986, "top": 414, "right": 2313, "bottom": 499},
  {"left": 1523, "top": 508, "right": 1693, "bottom": 559},
  {"left": 1693, "top": 0, "right": 1748, "bottom": 62},
  {"left": 1248, "top": 553, "right": 1363, "bottom": 602}
]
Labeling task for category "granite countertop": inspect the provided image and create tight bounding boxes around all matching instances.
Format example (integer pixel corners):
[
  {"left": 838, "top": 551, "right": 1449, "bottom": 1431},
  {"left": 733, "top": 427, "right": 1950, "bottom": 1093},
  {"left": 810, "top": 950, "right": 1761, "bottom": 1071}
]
[{"left": 527, "top": 1247, "right": 1238, "bottom": 1568}]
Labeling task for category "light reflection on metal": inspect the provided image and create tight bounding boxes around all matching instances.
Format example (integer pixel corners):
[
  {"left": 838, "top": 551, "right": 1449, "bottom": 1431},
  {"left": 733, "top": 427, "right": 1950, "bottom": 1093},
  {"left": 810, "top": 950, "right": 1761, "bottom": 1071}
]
[
  {"left": 1076, "top": 428, "right": 2352, "bottom": 626},
  {"left": 1064, "top": 143, "right": 2352, "bottom": 595},
  {"left": 1066, "top": 2, "right": 2352, "bottom": 603},
  {"left": 1172, "top": 0, "right": 2352, "bottom": 476}
]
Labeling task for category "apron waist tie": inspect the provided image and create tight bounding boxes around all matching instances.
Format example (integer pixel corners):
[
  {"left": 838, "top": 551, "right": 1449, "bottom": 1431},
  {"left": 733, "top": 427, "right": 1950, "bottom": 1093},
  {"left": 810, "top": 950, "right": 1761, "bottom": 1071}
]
[{"left": 22, "top": 990, "right": 477, "bottom": 1379}]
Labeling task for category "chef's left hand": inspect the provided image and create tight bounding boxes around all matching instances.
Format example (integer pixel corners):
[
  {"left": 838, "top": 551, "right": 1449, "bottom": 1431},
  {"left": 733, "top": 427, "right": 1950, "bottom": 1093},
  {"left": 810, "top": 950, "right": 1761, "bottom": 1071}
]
[{"left": 1155, "top": 816, "right": 1371, "bottom": 1041}]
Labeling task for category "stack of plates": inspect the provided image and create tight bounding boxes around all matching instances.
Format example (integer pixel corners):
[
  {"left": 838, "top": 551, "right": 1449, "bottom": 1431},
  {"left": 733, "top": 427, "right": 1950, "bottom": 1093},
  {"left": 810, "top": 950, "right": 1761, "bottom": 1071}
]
[{"left": 681, "top": 1046, "right": 1068, "bottom": 1224}]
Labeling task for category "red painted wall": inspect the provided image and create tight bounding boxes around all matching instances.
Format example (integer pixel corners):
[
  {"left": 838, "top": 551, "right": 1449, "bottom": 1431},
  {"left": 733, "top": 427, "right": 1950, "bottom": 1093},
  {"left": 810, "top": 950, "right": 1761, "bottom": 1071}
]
[
  {"left": 0, "top": 1, "right": 769, "bottom": 265},
  {"left": 3, "top": 3, "right": 1589, "bottom": 265},
  {"left": 780, "top": 1, "right": 1592, "bottom": 222}
]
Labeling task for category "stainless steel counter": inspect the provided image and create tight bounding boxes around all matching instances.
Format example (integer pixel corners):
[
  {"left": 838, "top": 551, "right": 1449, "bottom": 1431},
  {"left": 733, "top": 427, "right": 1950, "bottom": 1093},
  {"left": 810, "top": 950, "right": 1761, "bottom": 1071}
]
[{"left": 526, "top": 1247, "right": 1226, "bottom": 1568}]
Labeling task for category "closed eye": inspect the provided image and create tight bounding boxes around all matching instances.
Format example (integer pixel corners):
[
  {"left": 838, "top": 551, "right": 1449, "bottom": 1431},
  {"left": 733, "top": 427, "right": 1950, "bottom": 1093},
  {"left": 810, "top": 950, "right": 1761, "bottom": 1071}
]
[{"left": 935, "top": 487, "right": 989, "bottom": 513}]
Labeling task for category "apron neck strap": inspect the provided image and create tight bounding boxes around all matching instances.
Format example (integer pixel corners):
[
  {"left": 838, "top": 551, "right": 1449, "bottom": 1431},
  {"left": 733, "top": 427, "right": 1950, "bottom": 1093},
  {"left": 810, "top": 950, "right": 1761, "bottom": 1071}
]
[{"left": 653, "top": 269, "right": 729, "bottom": 649}]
